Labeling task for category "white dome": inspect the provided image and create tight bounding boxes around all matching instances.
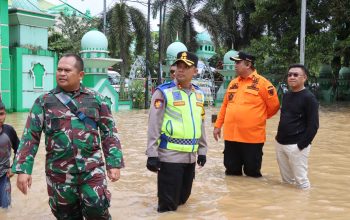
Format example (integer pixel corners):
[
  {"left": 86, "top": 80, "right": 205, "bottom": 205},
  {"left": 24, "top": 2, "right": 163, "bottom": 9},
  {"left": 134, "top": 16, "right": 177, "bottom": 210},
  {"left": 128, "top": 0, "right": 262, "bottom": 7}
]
[
  {"left": 166, "top": 41, "right": 187, "bottom": 58},
  {"left": 81, "top": 30, "right": 108, "bottom": 50}
]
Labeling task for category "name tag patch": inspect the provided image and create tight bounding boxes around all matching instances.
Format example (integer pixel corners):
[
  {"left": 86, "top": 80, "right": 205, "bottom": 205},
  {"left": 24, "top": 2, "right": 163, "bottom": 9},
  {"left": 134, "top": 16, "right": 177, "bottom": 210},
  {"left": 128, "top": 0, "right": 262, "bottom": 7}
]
[{"left": 173, "top": 101, "right": 185, "bottom": 106}]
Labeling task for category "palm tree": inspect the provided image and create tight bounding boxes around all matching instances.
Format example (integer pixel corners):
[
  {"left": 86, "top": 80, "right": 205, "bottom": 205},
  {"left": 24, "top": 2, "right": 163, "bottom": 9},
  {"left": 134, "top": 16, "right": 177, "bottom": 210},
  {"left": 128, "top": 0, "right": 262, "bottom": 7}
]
[
  {"left": 196, "top": 0, "right": 264, "bottom": 51},
  {"left": 158, "top": 0, "right": 204, "bottom": 52},
  {"left": 105, "top": 2, "right": 146, "bottom": 76}
]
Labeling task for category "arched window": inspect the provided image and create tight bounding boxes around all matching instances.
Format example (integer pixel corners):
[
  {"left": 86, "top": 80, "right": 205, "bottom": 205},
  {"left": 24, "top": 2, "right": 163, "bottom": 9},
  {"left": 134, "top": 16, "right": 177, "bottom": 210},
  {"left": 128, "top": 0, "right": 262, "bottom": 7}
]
[{"left": 31, "top": 63, "right": 45, "bottom": 88}]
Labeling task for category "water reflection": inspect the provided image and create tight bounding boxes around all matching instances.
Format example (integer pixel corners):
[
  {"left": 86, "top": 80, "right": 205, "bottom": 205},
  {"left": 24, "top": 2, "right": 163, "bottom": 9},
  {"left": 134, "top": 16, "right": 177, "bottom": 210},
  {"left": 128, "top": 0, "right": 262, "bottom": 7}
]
[{"left": 1, "top": 104, "right": 350, "bottom": 219}]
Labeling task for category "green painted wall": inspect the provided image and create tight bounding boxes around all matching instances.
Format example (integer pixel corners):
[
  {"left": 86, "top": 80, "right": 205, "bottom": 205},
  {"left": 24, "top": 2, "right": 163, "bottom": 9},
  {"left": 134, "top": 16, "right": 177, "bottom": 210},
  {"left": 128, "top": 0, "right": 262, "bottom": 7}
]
[
  {"left": 9, "top": 25, "right": 49, "bottom": 49},
  {"left": 10, "top": 48, "right": 57, "bottom": 111},
  {"left": 83, "top": 74, "right": 106, "bottom": 88},
  {"left": 98, "top": 80, "right": 119, "bottom": 112},
  {"left": 0, "top": 0, "right": 11, "bottom": 109}
]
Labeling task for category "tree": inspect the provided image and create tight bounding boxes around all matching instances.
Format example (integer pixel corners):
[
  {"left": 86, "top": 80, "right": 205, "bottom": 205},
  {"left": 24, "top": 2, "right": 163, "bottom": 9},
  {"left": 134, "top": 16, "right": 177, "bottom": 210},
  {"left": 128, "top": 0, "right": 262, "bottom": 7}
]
[
  {"left": 48, "top": 12, "right": 99, "bottom": 56},
  {"left": 329, "top": 0, "right": 350, "bottom": 76},
  {"left": 105, "top": 2, "right": 147, "bottom": 77},
  {"left": 159, "top": 0, "right": 204, "bottom": 52}
]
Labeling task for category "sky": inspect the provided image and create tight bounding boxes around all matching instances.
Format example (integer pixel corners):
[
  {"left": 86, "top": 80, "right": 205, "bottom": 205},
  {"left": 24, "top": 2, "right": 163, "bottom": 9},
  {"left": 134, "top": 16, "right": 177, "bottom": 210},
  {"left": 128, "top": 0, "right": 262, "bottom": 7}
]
[
  {"left": 46, "top": 0, "right": 162, "bottom": 31},
  {"left": 46, "top": 0, "right": 204, "bottom": 32}
]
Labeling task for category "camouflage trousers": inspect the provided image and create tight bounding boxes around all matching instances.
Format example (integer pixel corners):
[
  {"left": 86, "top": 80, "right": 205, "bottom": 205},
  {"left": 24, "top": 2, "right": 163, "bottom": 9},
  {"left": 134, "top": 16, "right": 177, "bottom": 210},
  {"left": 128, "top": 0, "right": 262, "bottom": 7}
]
[{"left": 46, "top": 166, "right": 111, "bottom": 220}]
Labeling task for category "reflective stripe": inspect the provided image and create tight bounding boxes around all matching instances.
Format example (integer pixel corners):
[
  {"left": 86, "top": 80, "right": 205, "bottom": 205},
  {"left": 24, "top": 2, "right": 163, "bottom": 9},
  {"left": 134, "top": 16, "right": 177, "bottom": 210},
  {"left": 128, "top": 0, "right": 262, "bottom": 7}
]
[
  {"left": 159, "top": 133, "right": 199, "bottom": 150},
  {"left": 168, "top": 136, "right": 199, "bottom": 145},
  {"left": 165, "top": 108, "right": 182, "bottom": 122}
]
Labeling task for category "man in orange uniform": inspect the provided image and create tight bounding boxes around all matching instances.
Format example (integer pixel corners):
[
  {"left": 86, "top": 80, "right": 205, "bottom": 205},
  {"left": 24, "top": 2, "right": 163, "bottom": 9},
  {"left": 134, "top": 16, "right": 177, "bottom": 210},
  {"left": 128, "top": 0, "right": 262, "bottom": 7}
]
[{"left": 213, "top": 52, "right": 280, "bottom": 177}]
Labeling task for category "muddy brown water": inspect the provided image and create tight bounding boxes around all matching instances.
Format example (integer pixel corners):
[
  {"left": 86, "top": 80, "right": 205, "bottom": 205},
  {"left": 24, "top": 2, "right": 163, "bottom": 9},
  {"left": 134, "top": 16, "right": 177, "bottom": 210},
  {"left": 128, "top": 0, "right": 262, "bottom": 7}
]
[{"left": 1, "top": 104, "right": 349, "bottom": 219}]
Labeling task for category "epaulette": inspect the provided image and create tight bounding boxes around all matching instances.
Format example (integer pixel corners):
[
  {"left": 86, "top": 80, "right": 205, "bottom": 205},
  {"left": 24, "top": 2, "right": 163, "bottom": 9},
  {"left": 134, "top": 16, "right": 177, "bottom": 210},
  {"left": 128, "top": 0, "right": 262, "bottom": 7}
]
[
  {"left": 157, "top": 81, "right": 176, "bottom": 90},
  {"left": 192, "top": 83, "right": 200, "bottom": 90},
  {"left": 48, "top": 88, "right": 56, "bottom": 94}
]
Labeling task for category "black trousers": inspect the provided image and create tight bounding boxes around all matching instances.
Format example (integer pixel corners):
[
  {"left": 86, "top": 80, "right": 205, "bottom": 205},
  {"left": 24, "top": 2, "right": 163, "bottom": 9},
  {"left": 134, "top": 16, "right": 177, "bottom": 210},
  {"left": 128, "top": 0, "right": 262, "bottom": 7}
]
[
  {"left": 157, "top": 162, "right": 195, "bottom": 212},
  {"left": 224, "top": 140, "right": 264, "bottom": 177}
]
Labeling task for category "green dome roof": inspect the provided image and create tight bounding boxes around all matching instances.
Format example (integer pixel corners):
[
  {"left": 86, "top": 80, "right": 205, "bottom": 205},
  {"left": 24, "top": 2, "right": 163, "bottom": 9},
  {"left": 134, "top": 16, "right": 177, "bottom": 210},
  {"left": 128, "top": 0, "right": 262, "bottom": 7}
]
[
  {"left": 319, "top": 64, "right": 332, "bottom": 78},
  {"left": 196, "top": 31, "right": 213, "bottom": 44},
  {"left": 166, "top": 40, "right": 187, "bottom": 58},
  {"left": 223, "top": 50, "right": 238, "bottom": 64},
  {"left": 339, "top": 67, "right": 350, "bottom": 79},
  {"left": 81, "top": 30, "right": 108, "bottom": 50}
]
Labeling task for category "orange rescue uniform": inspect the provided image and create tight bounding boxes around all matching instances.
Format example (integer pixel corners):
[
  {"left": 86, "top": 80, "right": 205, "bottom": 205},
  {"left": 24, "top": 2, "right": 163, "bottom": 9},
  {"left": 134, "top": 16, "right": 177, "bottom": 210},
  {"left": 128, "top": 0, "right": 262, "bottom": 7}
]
[{"left": 215, "top": 70, "right": 280, "bottom": 143}]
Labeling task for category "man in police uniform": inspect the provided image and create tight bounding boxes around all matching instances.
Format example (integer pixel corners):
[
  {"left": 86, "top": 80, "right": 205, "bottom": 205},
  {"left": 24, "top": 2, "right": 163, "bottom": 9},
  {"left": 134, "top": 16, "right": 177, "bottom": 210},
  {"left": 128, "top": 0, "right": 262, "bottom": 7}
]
[
  {"left": 146, "top": 51, "right": 208, "bottom": 212},
  {"left": 12, "top": 54, "right": 124, "bottom": 219},
  {"left": 213, "top": 51, "right": 280, "bottom": 177}
]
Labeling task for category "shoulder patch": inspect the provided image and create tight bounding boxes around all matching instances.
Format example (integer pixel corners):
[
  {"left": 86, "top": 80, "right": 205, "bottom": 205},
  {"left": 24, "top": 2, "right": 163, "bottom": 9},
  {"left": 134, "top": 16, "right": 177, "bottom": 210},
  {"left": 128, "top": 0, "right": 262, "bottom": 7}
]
[
  {"left": 154, "top": 99, "right": 164, "bottom": 109},
  {"left": 268, "top": 86, "right": 275, "bottom": 96}
]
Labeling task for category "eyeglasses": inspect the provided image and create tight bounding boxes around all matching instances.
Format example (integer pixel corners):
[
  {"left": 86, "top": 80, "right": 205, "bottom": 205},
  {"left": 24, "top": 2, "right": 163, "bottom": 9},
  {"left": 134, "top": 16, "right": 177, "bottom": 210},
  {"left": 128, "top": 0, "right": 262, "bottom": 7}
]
[
  {"left": 287, "top": 72, "right": 303, "bottom": 77},
  {"left": 170, "top": 70, "right": 175, "bottom": 74}
]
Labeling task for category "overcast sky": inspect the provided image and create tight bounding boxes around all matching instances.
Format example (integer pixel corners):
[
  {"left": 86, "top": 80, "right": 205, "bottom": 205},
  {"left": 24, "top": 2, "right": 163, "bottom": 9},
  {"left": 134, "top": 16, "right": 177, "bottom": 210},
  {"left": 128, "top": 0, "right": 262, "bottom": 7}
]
[
  {"left": 46, "top": 0, "right": 204, "bottom": 32},
  {"left": 46, "top": 0, "right": 160, "bottom": 31}
]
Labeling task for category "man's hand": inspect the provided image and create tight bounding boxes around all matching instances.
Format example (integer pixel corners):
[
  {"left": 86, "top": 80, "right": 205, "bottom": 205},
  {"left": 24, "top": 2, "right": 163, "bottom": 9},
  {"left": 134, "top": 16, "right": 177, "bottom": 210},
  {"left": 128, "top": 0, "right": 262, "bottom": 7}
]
[
  {"left": 6, "top": 170, "right": 14, "bottom": 178},
  {"left": 107, "top": 168, "right": 121, "bottom": 182},
  {"left": 17, "top": 173, "right": 32, "bottom": 195},
  {"left": 146, "top": 157, "right": 160, "bottom": 173},
  {"left": 213, "top": 127, "right": 221, "bottom": 141},
  {"left": 197, "top": 155, "right": 206, "bottom": 167}
]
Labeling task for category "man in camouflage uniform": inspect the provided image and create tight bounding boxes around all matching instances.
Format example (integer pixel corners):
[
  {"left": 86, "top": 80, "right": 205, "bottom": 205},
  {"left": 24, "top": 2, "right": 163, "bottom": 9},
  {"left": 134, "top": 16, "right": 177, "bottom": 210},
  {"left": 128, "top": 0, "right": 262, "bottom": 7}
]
[{"left": 12, "top": 54, "right": 124, "bottom": 219}]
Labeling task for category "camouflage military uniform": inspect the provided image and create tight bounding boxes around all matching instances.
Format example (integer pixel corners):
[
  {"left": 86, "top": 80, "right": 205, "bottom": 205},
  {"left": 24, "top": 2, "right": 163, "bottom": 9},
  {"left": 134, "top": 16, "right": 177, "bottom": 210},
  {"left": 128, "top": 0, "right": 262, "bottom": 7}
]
[{"left": 12, "top": 85, "right": 124, "bottom": 219}]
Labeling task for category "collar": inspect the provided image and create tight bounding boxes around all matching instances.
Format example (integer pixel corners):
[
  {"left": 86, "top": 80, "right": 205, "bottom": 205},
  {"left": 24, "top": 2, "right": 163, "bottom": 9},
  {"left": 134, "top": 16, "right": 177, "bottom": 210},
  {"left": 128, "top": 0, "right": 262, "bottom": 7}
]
[
  {"left": 174, "top": 79, "right": 195, "bottom": 92},
  {"left": 52, "top": 84, "right": 88, "bottom": 95},
  {"left": 238, "top": 70, "right": 258, "bottom": 81}
]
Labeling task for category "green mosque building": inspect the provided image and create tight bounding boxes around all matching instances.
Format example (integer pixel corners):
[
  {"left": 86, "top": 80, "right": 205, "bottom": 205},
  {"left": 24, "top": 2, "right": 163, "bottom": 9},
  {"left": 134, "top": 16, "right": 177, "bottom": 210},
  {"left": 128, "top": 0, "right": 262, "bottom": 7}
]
[{"left": 0, "top": 0, "right": 124, "bottom": 111}]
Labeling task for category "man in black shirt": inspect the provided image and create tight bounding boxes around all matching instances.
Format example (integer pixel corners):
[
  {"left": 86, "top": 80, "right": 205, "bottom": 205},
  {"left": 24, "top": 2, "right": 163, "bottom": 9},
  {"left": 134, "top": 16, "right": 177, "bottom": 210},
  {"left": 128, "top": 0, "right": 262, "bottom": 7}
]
[{"left": 275, "top": 64, "right": 319, "bottom": 189}]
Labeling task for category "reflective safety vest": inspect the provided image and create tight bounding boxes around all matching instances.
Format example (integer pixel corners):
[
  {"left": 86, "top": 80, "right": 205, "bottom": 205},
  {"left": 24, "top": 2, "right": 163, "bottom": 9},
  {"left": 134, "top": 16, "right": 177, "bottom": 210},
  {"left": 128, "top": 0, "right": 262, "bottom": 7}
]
[{"left": 158, "top": 82, "right": 204, "bottom": 152}]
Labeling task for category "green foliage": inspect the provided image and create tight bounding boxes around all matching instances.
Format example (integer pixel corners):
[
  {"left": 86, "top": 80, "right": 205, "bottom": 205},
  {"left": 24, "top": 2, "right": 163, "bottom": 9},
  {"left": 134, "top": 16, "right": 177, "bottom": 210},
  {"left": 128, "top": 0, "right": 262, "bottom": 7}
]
[
  {"left": 162, "top": 0, "right": 202, "bottom": 52},
  {"left": 106, "top": 3, "right": 146, "bottom": 77},
  {"left": 48, "top": 12, "right": 99, "bottom": 56},
  {"left": 129, "top": 80, "right": 146, "bottom": 109},
  {"left": 48, "top": 29, "right": 72, "bottom": 55},
  {"left": 247, "top": 36, "right": 292, "bottom": 82},
  {"left": 305, "top": 32, "right": 336, "bottom": 76},
  {"left": 158, "top": 0, "right": 350, "bottom": 79}
]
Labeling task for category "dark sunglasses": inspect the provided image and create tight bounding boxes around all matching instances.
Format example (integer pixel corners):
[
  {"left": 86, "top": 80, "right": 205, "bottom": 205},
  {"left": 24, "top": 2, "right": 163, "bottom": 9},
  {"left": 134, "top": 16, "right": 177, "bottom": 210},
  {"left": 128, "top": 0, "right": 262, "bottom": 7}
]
[
  {"left": 170, "top": 70, "right": 176, "bottom": 74},
  {"left": 287, "top": 72, "right": 303, "bottom": 77}
]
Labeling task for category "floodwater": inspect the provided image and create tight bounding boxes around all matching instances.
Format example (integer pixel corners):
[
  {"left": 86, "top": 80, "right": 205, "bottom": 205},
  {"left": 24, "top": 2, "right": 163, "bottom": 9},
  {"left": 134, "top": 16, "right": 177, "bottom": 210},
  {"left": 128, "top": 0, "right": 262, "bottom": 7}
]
[{"left": 1, "top": 104, "right": 350, "bottom": 220}]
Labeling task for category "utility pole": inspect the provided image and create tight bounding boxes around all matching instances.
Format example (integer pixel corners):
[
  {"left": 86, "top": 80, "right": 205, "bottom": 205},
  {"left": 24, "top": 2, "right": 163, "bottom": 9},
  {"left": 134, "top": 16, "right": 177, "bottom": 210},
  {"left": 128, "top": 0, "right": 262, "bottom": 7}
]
[
  {"left": 103, "top": 0, "right": 107, "bottom": 34},
  {"left": 300, "top": 0, "right": 306, "bottom": 64},
  {"left": 157, "top": 1, "right": 163, "bottom": 85},
  {"left": 145, "top": 0, "right": 151, "bottom": 108}
]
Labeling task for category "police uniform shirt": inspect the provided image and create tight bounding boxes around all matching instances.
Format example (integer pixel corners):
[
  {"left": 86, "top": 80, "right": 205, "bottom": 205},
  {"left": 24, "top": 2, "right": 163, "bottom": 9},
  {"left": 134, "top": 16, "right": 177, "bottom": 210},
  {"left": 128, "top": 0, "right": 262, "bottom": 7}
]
[{"left": 146, "top": 80, "right": 208, "bottom": 163}]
